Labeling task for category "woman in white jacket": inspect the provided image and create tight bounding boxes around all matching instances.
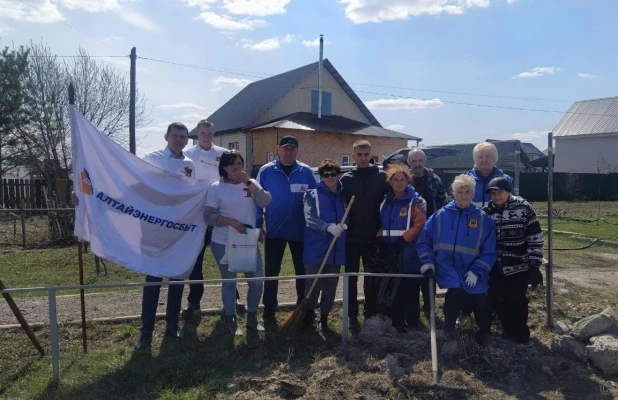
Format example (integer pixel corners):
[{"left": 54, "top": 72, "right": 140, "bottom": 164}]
[{"left": 204, "top": 150, "right": 271, "bottom": 335}]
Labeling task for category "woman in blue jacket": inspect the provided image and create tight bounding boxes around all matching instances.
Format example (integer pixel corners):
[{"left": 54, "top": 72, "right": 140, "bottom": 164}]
[
  {"left": 416, "top": 174, "right": 497, "bottom": 345},
  {"left": 379, "top": 164, "right": 426, "bottom": 329},
  {"left": 302, "top": 159, "right": 348, "bottom": 331}
]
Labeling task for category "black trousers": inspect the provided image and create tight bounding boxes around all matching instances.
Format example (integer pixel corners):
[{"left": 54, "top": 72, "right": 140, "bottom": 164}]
[
  {"left": 345, "top": 241, "right": 378, "bottom": 319},
  {"left": 420, "top": 278, "right": 436, "bottom": 314},
  {"left": 489, "top": 268, "right": 530, "bottom": 341},
  {"left": 187, "top": 227, "right": 240, "bottom": 305},
  {"left": 443, "top": 288, "right": 491, "bottom": 334},
  {"left": 389, "top": 278, "right": 421, "bottom": 327},
  {"left": 262, "top": 237, "right": 305, "bottom": 316}
]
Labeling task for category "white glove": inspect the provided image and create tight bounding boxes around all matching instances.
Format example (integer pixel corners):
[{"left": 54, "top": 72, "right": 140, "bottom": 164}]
[
  {"left": 464, "top": 271, "right": 478, "bottom": 288},
  {"left": 326, "top": 223, "right": 344, "bottom": 237},
  {"left": 420, "top": 263, "right": 435, "bottom": 277}
]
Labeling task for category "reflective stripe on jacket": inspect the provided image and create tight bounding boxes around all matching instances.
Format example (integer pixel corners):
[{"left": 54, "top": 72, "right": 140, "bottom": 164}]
[
  {"left": 416, "top": 201, "right": 497, "bottom": 294},
  {"left": 256, "top": 159, "right": 316, "bottom": 240},
  {"left": 379, "top": 186, "right": 427, "bottom": 273},
  {"left": 467, "top": 167, "right": 513, "bottom": 208},
  {"left": 303, "top": 181, "right": 348, "bottom": 265}
]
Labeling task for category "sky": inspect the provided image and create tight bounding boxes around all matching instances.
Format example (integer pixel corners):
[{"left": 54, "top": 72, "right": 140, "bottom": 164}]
[{"left": 1, "top": 0, "right": 617, "bottom": 157}]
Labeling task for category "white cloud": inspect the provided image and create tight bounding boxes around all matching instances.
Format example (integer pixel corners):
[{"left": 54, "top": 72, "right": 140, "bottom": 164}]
[
  {"left": 212, "top": 76, "right": 253, "bottom": 88},
  {"left": 102, "top": 35, "right": 123, "bottom": 42},
  {"left": 340, "top": 0, "right": 492, "bottom": 24},
  {"left": 181, "top": 0, "right": 218, "bottom": 8},
  {"left": 242, "top": 37, "right": 280, "bottom": 51},
  {"left": 0, "top": 22, "right": 14, "bottom": 35},
  {"left": 116, "top": 9, "right": 160, "bottom": 32},
  {"left": 241, "top": 34, "right": 294, "bottom": 51},
  {"left": 510, "top": 130, "right": 550, "bottom": 141},
  {"left": 60, "top": 0, "right": 122, "bottom": 12},
  {"left": 158, "top": 103, "right": 206, "bottom": 111},
  {"left": 578, "top": 73, "right": 598, "bottom": 79},
  {"left": 302, "top": 37, "right": 331, "bottom": 47},
  {"left": 177, "top": 113, "right": 207, "bottom": 121},
  {"left": 196, "top": 10, "right": 267, "bottom": 30},
  {"left": 0, "top": 0, "right": 64, "bottom": 23},
  {"left": 513, "top": 66, "right": 560, "bottom": 79},
  {"left": 386, "top": 124, "right": 405, "bottom": 131},
  {"left": 223, "top": 0, "right": 291, "bottom": 16},
  {"left": 506, "top": 0, "right": 519, "bottom": 3},
  {"left": 365, "top": 98, "right": 443, "bottom": 111},
  {"left": 136, "top": 121, "right": 171, "bottom": 133}
]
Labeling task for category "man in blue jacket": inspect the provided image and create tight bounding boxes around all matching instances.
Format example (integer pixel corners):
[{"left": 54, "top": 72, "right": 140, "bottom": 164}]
[
  {"left": 257, "top": 136, "right": 316, "bottom": 320},
  {"left": 467, "top": 142, "right": 514, "bottom": 208}
]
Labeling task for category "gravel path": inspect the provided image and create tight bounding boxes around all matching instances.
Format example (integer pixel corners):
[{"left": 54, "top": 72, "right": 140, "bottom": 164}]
[{"left": 0, "top": 278, "right": 367, "bottom": 327}]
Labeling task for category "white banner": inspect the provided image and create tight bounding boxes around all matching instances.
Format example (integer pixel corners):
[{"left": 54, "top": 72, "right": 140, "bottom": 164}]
[{"left": 70, "top": 106, "right": 209, "bottom": 278}]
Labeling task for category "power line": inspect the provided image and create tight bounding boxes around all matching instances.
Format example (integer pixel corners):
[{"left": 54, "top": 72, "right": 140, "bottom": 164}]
[
  {"left": 27, "top": 55, "right": 129, "bottom": 58},
  {"left": 349, "top": 82, "right": 574, "bottom": 103},
  {"left": 355, "top": 90, "right": 618, "bottom": 117},
  {"left": 137, "top": 56, "right": 270, "bottom": 79},
  {"left": 15, "top": 0, "right": 125, "bottom": 55}
]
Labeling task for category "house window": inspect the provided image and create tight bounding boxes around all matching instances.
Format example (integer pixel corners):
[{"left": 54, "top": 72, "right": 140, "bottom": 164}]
[
  {"left": 267, "top": 152, "right": 275, "bottom": 162},
  {"left": 228, "top": 142, "right": 239, "bottom": 150},
  {"left": 341, "top": 155, "right": 350, "bottom": 165},
  {"left": 311, "top": 90, "right": 332, "bottom": 116}
]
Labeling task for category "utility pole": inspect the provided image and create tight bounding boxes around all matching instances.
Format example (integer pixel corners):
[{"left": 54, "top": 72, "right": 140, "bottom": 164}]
[{"left": 129, "top": 47, "right": 137, "bottom": 155}]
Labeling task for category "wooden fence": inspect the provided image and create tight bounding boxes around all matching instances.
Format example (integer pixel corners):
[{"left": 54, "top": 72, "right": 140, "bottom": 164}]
[{"left": 0, "top": 178, "right": 71, "bottom": 209}]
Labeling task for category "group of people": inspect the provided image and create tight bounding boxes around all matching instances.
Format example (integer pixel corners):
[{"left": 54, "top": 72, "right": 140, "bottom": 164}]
[{"left": 74, "top": 120, "right": 544, "bottom": 349}]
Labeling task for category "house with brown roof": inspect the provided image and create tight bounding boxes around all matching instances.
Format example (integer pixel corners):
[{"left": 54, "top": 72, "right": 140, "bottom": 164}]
[{"left": 189, "top": 59, "right": 422, "bottom": 175}]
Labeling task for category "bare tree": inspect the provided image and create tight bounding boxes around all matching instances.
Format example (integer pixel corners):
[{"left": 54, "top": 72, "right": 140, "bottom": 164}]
[
  {"left": 10, "top": 42, "right": 151, "bottom": 241},
  {"left": 68, "top": 47, "right": 150, "bottom": 147}
]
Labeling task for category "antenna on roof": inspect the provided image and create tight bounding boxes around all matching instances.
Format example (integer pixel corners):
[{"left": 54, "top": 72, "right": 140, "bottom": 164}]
[{"left": 318, "top": 34, "right": 324, "bottom": 119}]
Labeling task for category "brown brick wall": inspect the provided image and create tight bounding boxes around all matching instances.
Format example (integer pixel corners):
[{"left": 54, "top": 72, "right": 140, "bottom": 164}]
[{"left": 251, "top": 128, "right": 408, "bottom": 169}]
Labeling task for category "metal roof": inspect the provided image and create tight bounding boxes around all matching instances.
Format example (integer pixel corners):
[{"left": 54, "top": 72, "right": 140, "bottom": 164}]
[
  {"left": 553, "top": 96, "right": 618, "bottom": 137},
  {"left": 189, "top": 59, "right": 381, "bottom": 138},
  {"left": 250, "top": 112, "right": 420, "bottom": 140}
]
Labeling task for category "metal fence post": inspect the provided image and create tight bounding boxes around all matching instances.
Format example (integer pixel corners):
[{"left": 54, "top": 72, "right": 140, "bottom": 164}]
[
  {"left": 48, "top": 289, "right": 60, "bottom": 384},
  {"left": 20, "top": 198, "right": 26, "bottom": 249},
  {"left": 341, "top": 273, "right": 349, "bottom": 346}
]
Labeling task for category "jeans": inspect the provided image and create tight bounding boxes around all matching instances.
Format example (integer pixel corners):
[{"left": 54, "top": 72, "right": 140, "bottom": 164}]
[
  {"left": 262, "top": 238, "right": 305, "bottom": 316},
  {"left": 186, "top": 227, "right": 212, "bottom": 305},
  {"left": 140, "top": 275, "right": 184, "bottom": 337},
  {"left": 304, "top": 264, "right": 341, "bottom": 314},
  {"left": 211, "top": 242, "right": 263, "bottom": 317}
]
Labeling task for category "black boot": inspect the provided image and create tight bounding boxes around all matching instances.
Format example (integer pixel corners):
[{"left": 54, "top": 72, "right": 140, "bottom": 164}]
[{"left": 320, "top": 313, "right": 330, "bottom": 332}]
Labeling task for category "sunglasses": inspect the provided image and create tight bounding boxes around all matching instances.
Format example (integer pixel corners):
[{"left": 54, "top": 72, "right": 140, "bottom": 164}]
[
  {"left": 321, "top": 172, "right": 338, "bottom": 178},
  {"left": 355, "top": 152, "right": 370, "bottom": 157}
]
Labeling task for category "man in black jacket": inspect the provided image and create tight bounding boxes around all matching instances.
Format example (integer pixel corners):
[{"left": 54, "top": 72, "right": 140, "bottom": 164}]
[{"left": 341, "top": 140, "right": 389, "bottom": 329}]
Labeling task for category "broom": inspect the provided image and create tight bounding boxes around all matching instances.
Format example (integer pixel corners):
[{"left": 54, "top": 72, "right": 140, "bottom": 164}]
[{"left": 280, "top": 195, "right": 355, "bottom": 333}]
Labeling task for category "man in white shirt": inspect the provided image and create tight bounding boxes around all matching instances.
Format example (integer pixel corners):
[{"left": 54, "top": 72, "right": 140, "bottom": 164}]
[
  {"left": 135, "top": 122, "right": 195, "bottom": 350},
  {"left": 182, "top": 120, "right": 229, "bottom": 317}
]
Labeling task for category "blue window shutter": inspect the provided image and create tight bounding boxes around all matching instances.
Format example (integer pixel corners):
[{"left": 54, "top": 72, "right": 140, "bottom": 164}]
[
  {"left": 311, "top": 90, "right": 332, "bottom": 116},
  {"left": 311, "top": 90, "right": 318, "bottom": 114},
  {"left": 322, "top": 91, "right": 332, "bottom": 116}
]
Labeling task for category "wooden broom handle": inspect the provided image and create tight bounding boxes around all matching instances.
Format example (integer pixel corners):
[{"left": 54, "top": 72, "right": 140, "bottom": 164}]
[{"left": 306, "top": 195, "right": 356, "bottom": 299}]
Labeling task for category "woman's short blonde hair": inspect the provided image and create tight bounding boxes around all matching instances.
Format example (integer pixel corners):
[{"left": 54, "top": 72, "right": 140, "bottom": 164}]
[
  {"left": 472, "top": 142, "right": 498, "bottom": 164},
  {"left": 385, "top": 163, "right": 412, "bottom": 182},
  {"left": 451, "top": 174, "right": 476, "bottom": 193}
]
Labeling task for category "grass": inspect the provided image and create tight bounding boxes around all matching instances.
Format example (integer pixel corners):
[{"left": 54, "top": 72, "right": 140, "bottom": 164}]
[
  {"left": 0, "top": 243, "right": 295, "bottom": 297},
  {"left": 531, "top": 200, "right": 618, "bottom": 239}
]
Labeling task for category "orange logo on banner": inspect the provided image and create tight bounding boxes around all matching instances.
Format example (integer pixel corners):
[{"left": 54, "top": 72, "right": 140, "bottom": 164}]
[
  {"left": 81, "top": 169, "right": 93, "bottom": 195},
  {"left": 468, "top": 218, "right": 478, "bottom": 229},
  {"left": 399, "top": 207, "right": 408, "bottom": 217}
]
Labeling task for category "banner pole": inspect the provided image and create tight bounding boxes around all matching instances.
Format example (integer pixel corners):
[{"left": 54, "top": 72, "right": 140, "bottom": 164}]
[{"left": 69, "top": 83, "right": 88, "bottom": 352}]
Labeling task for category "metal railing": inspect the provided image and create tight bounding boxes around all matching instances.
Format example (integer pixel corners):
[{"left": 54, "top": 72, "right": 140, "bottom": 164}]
[{"left": 1, "top": 272, "right": 437, "bottom": 385}]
